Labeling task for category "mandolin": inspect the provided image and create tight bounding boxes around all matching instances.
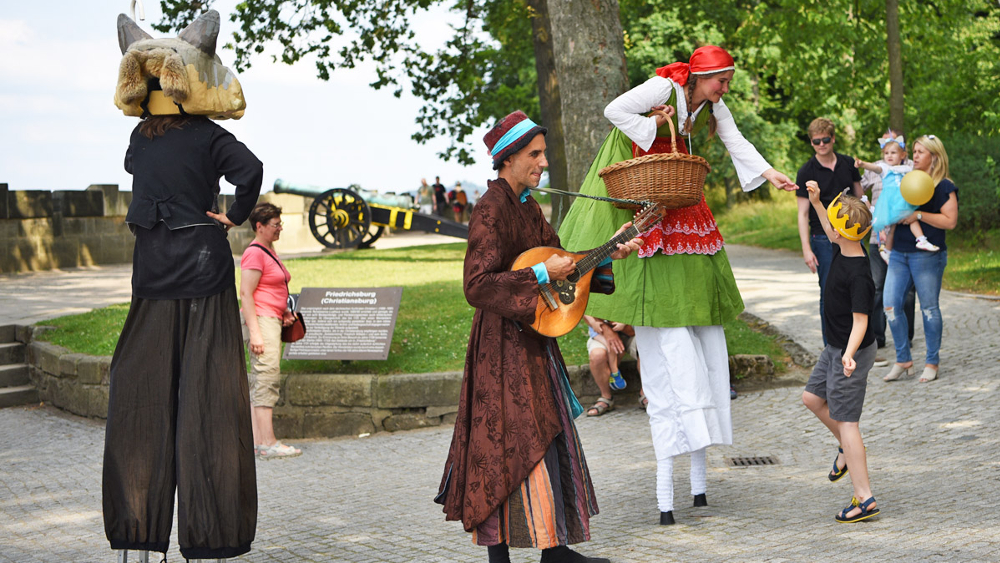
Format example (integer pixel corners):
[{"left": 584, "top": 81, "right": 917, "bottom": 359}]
[{"left": 510, "top": 203, "right": 664, "bottom": 337}]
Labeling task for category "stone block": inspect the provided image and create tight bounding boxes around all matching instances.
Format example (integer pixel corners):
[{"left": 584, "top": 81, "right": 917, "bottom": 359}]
[
  {"left": 50, "top": 238, "right": 81, "bottom": 268},
  {"left": 441, "top": 412, "right": 458, "bottom": 426},
  {"left": 54, "top": 379, "right": 88, "bottom": 417},
  {"left": 0, "top": 183, "right": 8, "bottom": 219},
  {"left": 87, "top": 184, "right": 127, "bottom": 216},
  {"left": 15, "top": 324, "right": 33, "bottom": 344},
  {"left": 301, "top": 411, "right": 374, "bottom": 439},
  {"left": 272, "top": 410, "right": 303, "bottom": 439},
  {"left": 284, "top": 373, "right": 373, "bottom": 407},
  {"left": 382, "top": 412, "right": 441, "bottom": 432},
  {"left": 53, "top": 190, "right": 104, "bottom": 218},
  {"left": 425, "top": 405, "right": 458, "bottom": 419},
  {"left": 87, "top": 385, "right": 110, "bottom": 418},
  {"left": 77, "top": 356, "right": 111, "bottom": 385},
  {"left": 374, "top": 371, "right": 462, "bottom": 408},
  {"left": 59, "top": 353, "right": 88, "bottom": 378},
  {"left": 0, "top": 325, "right": 15, "bottom": 343},
  {"left": 30, "top": 341, "right": 67, "bottom": 377},
  {"left": 729, "top": 354, "right": 775, "bottom": 380},
  {"left": 8, "top": 190, "right": 53, "bottom": 219}
]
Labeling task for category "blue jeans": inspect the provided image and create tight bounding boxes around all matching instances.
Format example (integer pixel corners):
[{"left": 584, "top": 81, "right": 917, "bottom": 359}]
[
  {"left": 884, "top": 250, "right": 947, "bottom": 365},
  {"left": 811, "top": 234, "right": 835, "bottom": 346},
  {"left": 868, "top": 243, "right": 915, "bottom": 347}
]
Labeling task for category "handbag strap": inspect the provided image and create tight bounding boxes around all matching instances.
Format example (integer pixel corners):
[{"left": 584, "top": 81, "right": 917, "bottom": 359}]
[{"left": 249, "top": 243, "right": 291, "bottom": 311}]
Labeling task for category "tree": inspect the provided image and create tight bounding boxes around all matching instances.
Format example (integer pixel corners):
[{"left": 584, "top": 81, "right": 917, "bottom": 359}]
[{"left": 885, "top": 0, "right": 904, "bottom": 133}]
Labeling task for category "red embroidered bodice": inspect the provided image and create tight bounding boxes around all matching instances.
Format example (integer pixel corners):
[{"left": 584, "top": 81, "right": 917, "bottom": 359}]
[{"left": 633, "top": 137, "right": 723, "bottom": 257}]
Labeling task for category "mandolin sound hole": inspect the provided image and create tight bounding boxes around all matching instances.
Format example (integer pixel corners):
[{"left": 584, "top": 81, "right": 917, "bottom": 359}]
[{"left": 566, "top": 269, "right": 581, "bottom": 283}]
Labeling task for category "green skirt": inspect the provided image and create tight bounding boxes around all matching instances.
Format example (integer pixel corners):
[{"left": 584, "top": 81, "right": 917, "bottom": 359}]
[{"left": 558, "top": 128, "right": 744, "bottom": 328}]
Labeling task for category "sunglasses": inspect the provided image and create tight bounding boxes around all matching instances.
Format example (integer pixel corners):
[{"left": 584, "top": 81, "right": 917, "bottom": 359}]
[{"left": 811, "top": 137, "right": 833, "bottom": 146}]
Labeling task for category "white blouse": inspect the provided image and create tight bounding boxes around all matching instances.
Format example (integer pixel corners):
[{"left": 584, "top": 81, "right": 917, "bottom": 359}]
[{"left": 604, "top": 75, "right": 771, "bottom": 192}]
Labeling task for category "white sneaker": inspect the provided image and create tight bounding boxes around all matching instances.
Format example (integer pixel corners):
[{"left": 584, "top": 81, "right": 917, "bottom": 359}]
[
  {"left": 257, "top": 441, "right": 302, "bottom": 459},
  {"left": 915, "top": 238, "right": 940, "bottom": 252}
]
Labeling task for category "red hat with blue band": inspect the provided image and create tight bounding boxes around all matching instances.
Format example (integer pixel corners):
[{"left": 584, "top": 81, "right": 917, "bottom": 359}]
[{"left": 484, "top": 110, "right": 547, "bottom": 170}]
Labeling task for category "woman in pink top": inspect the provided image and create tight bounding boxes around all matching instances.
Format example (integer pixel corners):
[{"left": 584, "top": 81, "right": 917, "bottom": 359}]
[{"left": 240, "top": 202, "right": 302, "bottom": 459}]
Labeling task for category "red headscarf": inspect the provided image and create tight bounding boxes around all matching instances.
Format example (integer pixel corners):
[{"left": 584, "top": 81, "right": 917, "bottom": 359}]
[{"left": 655, "top": 45, "right": 735, "bottom": 86}]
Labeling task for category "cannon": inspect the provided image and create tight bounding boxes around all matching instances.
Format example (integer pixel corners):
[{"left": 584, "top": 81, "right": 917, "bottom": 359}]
[{"left": 273, "top": 179, "right": 469, "bottom": 249}]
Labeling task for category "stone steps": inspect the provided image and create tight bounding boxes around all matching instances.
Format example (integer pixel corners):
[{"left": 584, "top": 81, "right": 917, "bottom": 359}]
[{"left": 0, "top": 326, "right": 38, "bottom": 409}]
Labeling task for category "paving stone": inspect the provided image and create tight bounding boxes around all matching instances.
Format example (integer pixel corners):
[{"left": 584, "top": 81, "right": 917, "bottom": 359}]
[{"left": 1, "top": 244, "right": 998, "bottom": 562}]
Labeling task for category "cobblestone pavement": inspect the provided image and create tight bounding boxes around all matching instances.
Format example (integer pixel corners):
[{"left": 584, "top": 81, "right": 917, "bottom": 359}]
[{"left": 2, "top": 244, "right": 999, "bottom": 562}]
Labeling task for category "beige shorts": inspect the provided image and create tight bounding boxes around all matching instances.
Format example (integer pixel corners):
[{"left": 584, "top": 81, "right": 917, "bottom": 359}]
[
  {"left": 244, "top": 315, "right": 282, "bottom": 407},
  {"left": 587, "top": 333, "right": 638, "bottom": 360}
]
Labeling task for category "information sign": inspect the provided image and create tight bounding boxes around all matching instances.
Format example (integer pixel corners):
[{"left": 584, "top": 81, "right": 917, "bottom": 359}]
[{"left": 283, "top": 287, "right": 404, "bottom": 361}]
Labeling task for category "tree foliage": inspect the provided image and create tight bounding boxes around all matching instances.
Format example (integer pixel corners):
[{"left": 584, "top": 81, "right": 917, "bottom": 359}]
[{"left": 158, "top": 0, "right": 1000, "bottom": 223}]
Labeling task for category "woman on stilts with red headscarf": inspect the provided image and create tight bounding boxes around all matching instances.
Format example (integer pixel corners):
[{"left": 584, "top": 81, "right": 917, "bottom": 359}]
[{"left": 560, "top": 45, "right": 797, "bottom": 526}]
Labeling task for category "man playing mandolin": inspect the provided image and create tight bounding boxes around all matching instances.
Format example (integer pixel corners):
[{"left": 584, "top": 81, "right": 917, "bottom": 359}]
[{"left": 435, "top": 110, "right": 642, "bottom": 563}]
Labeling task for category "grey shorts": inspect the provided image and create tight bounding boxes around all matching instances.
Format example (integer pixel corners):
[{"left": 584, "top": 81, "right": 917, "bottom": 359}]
[{"left": 805, "top": 342, "right": 877, "bottom": 422}]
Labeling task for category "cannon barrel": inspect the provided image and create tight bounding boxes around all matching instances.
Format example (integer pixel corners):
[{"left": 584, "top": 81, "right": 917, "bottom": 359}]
[{"left": 273, "top": 179, "right": 415, "bottom": 209}]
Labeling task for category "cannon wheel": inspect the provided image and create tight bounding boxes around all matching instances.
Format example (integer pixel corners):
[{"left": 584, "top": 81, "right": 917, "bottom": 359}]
[
  {"left": 358, "top": 225, "right": 385, "bottom": 249},
  {"left": 308, "top": 188, "right": 371, "bottom": 249}
]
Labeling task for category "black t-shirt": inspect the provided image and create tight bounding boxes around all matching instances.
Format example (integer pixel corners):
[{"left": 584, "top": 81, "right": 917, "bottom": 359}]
[
  {"left": 893, "top": 178, "right": 958, "bottom": 253},
  {"left": 796, "top": 153, "right": 862, "bottom": 236},
  {"left": 823, "top": 245, "right": 876, "bottom": 351},
  {"left": 432, "top": 183, "right": 447, "bottom": 204}
]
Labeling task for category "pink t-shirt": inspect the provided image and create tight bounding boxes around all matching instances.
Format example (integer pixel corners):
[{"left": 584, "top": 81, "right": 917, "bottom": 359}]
[{"left": 240, "top": 245, "right": 291, "bottom": 318}]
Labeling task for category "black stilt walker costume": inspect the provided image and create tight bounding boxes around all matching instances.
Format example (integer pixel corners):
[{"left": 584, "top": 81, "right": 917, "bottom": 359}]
[{"left": 104, "top": 10, "right": 261, "bottom": 560}]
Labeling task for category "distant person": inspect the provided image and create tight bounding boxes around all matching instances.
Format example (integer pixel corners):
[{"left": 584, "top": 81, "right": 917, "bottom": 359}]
[
  {"left": 802, "top": 183, "right": 880, "bottom": 523},
  {"left": 417, "top": 178, "right": 434, "bottom": 215},
  {"left": 583, "top": 315, "right": 639, "bottom": 417},
  {"left": 882, "top": 135, "right": 958, "bottom": 384},
  {"left": 453, "top": 182, "right": 468, "bottom": 223},
  {"left": 240, "top": 202, "right": 302, "bottom": 459},
  {"left": 796, "top": 118, "right": 863, "bottom": 346},
  {"left": 858, "top": 129, "right": 915, "bottom": 357},
  {"left": 432, "top": 176, "right": 447, "bottom": 216}
]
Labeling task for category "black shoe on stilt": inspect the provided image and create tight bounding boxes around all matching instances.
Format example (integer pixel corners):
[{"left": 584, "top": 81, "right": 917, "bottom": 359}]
[
  {"left": 693, "top": 493, "right": 708, "bottom": 507},
  {"left": 659, "top": 511, "right": 675, "bottom": 525},
  {"left": 539, "top": 545, "right": 610, "bottom": 563}
]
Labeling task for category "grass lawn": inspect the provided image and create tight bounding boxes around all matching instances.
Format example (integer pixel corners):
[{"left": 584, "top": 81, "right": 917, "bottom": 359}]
[
  {"left": 711, "top": 189, "right": 1000, "bottom": 296},
  {"left": 36, "top": 242, "right": 791, "bottom": 374}
]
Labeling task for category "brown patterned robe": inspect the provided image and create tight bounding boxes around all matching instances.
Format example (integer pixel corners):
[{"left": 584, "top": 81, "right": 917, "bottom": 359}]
[{"left": 436, "top": 178, "right": 613, "bottom": 532}]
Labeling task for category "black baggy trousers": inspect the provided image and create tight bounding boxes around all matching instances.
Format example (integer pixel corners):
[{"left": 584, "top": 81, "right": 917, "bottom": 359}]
[{"left": 103, "top": 285, "right": 257, "bottom": 559}]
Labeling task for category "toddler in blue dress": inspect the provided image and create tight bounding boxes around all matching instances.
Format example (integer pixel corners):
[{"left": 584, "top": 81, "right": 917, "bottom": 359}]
[{"left": 855, "top": 135, "right": 939, "bottom": 262}]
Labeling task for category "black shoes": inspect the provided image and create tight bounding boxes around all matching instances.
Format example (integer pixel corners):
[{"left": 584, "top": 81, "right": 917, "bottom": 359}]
[
  {"left": 539, "top": 545, "right": 610, "bottom": 563},
  {"left": 659, "top": 510, "right": 675, "bottom": 525},
  {"left": 693, "top": 493, "right": 708, "bottom": 507}
]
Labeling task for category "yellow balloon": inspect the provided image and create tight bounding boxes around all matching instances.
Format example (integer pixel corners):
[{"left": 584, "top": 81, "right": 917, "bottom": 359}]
[{"left": 900, "top": 170, "right": 935, "bottom": 206}]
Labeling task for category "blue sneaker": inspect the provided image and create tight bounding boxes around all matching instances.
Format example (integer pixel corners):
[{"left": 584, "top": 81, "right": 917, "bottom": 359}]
[
  {"left": 730, "top": 385, "right": 738, "bottom": 400},
  {"left": 609, "top": 371, "right": 626, "bottom": 391}
]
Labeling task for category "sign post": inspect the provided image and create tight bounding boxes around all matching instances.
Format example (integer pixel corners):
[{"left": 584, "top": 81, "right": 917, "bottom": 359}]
[{"left": 283, "top": 287, "right": 404, "bottom": 361}]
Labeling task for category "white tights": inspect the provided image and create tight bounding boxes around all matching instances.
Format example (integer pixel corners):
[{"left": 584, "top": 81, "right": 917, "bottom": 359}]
[{"left": 656, "top": 447, "right": 707, "bottom": 513}]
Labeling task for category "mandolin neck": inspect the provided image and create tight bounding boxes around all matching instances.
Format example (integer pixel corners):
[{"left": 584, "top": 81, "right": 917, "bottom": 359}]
[{"left": 574, "top": 225, "right": 640, "bottom": 276}]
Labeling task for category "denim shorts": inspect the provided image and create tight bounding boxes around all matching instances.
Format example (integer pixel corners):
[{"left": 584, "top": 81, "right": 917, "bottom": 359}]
[{"left": 805, "top": 342, "right": 877, "bottom": 422}]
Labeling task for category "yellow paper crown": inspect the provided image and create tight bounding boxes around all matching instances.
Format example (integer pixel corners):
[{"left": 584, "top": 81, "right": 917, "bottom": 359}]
[{"left": 826, "top": 193, "right": 872, "bottom": 241}]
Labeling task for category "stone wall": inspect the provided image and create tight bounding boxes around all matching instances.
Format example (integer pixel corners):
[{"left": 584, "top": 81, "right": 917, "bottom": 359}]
[
  {"left": 21, "top": 323, "right": 645, "bottom": 438},
  {"left": 0, "top": 183, "right": 320, "bottom": 274},
  {"left": 21, "top": 325, "right": 775, "bottom": 439}
]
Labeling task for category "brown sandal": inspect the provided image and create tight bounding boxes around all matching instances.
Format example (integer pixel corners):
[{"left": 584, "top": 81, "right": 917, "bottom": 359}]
[{"left": 587, "top": 397, "right": 614, "bottom": 417}]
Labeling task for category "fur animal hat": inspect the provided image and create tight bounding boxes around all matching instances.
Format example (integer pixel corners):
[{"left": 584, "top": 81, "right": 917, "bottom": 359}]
[{"left": 114, "top": 10, "right": 245, "bottom": 119}]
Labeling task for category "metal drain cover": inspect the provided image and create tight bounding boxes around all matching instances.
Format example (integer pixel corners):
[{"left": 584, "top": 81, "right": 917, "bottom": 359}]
[{"left": 726, "top": 456, "right": 780, "bottom": 467}]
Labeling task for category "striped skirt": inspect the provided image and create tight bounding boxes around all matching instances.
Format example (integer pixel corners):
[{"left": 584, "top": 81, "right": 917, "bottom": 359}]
[{"left": 473, "top": 342, "right": 599, "bottom": 548}]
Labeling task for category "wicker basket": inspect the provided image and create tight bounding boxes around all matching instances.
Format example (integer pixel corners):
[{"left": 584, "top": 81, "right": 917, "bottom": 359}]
[{"left": 599, "top": 110, "right": 710, "bottom": 210}]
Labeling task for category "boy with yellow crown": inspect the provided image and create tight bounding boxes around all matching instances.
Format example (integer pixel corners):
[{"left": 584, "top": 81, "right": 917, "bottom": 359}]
[{"left": 802, "top": 182, "right": 881, "bottom": 523}]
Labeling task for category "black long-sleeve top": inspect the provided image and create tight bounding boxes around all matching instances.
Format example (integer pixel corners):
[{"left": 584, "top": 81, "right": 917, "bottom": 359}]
[{"left": 124, "top": 117, "right": 263, "bottom": 299}]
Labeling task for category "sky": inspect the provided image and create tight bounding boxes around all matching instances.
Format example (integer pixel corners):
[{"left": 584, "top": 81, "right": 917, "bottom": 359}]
[{"left": 0, "top": 1, "right": 493, "bottom": 196}]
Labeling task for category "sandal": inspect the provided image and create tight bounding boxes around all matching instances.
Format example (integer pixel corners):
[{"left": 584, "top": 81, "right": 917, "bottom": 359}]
[
  {"left": 828, "top": 446, "right": 848, "bottom": 482},
  {"left": 586, "top": 397, "right": 614, "bottom": 417},
  {"left": 638, "top": 391, "right": 649, "bottom": 409},
  {"left": 835, "top": 496, "right": 880, "bottom": 523}
]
